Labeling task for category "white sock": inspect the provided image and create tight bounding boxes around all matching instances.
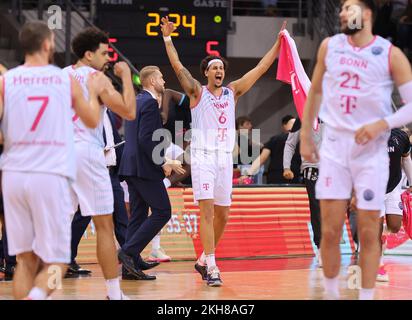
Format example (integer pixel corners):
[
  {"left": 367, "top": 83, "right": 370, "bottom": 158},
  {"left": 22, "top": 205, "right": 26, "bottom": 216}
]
[
  {"left": 197, "top": 252, "right": 206, "bottom": 266},
  {"left": 323, "top": 275, "right": 340, "bottom": 299},
  {"left": 105, "top": 278, "right": 121, "bottom": 300},
  {"left": 151, "top": 234, "right": 161, "bottom": 252},
  {"left": 359, "top": 288, "right": 375, "bottom": 300},
  {"left": 163, "top": 178, "right": 171, "bottom": 188},
  {"left": 205, "top": 254, "right": 217, "bottom": 271},
  {"left": 28, "top": 287, "right": 47, "bottom": 300}
]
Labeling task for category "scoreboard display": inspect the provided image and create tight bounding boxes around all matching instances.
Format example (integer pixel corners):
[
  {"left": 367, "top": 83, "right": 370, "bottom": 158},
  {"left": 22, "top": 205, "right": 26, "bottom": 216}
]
[{"left": 96, "top": 0, "right": 228, "bottom": 66}]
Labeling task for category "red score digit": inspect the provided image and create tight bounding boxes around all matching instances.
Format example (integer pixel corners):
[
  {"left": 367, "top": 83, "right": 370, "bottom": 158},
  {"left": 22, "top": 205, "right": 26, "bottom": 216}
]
[
  {"left": 109, "top": 38, "right": 119, "bottom": 62},
  {"left": 206, "top": 41, "right": 220, "bottom": 56}
]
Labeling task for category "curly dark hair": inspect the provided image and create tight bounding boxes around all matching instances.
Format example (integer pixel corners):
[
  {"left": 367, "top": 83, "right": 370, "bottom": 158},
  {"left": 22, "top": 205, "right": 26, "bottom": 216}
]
[
  {"left": 72, "top": 27, "right": 109, "bottom": 59},
  {"left": 199, "top": 55, "right": 228, "bottom": 77}
]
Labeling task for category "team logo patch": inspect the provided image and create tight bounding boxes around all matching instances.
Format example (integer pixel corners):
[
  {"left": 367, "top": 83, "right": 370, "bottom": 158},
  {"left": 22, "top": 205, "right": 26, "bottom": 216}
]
[
  {"left": 363, "top": 189, "right": 375, "bottom": 201},
  {"left": 223, "top": 89, "right": 229, "bottom": 95},
  {"left": 371, "top": 46, "right": 383, "bottom": 55},
  {"left": 399, "top": 202, "right": 404, "bottom": 210}
]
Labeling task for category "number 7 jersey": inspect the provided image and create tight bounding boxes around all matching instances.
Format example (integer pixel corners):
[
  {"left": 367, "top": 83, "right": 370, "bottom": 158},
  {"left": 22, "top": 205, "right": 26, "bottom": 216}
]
[
  {"left": 319, "top": 34, "right": 394, "bottom": 132},
  {"left": 0, "top": 65, "right": 76, "bottom": 181}
]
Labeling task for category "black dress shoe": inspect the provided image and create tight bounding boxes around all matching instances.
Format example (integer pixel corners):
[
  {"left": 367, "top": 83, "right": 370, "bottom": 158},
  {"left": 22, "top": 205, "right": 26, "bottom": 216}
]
[
  {"left": 68, "top": 261, "right": 92, "bottom": 275},
  {"left": 118, "top": 249, "right": 142, "bottom": 277},
  {"left": 122, "top": 269, "right": 156, "bottom": 281},
  {"left": 138, "top": 259, "right": 160, "bottom": 271},
  {"left": 0, "top": 261, "right": 5, "bottom": 274}
]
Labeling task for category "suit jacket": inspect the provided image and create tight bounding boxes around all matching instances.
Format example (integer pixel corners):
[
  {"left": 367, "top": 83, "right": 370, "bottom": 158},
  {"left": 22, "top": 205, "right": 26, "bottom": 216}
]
[
  {"left": 119, "top": 91, "right": 165, "bottom": 181},
  {"left": 103, "top": 110, "right": 124, "bottom": 174}
]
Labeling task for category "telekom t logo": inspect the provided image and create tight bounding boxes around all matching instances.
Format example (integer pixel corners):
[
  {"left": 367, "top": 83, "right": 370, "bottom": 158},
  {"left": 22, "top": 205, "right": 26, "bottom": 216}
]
[
  {"left": 340, "top": 95, "right": 357, "bottom": 114},
  {"left": 217, "top": 128, "right": 228, "bottom": 142},
  {"left": 203, "top": 183, "right": 210, "bottom": 191},
  {"left": 325, "top": 177, "right": 332, "bottom": 187}
]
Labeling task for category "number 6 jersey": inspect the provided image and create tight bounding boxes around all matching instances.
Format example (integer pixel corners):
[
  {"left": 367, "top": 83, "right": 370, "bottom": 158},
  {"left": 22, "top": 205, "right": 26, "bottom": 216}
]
[
  {"left": 0, "top": 65, "right": 76, "bottom": 180},
  {"left": 190, "top": 86, "right": 236, "bottom": 153},
  {"left": 319, "top": 34, "right": 394, "bottom": 132}
]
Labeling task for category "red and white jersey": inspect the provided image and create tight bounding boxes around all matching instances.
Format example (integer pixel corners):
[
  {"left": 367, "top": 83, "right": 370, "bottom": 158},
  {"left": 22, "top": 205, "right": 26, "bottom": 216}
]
[
  {"left": 63, "top": 65, "right": 106, "bottom": 147},
  {"left": 320, "top": 34, "right": 394, "bottom": 132},
  {"left": 191, "top": 86, "right": 236, "bottom": 152},
  {"left": 0, "top": 65, "right": 76, "bottom": 180}
]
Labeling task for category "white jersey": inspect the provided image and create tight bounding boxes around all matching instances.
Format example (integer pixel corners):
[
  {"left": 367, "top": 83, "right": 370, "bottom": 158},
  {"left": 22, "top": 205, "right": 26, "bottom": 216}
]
[
  {"left": 0, "top": 65, "right": 76, "bottom": 180},
  {"left": 63, "top": 65, "right": 106, "bottom": 147},
  {"left": 191, "top": 86, "right": 236, "bottom": 152},
  {"left": 320, "top": 34, "right": 394, "bottom": 132}
]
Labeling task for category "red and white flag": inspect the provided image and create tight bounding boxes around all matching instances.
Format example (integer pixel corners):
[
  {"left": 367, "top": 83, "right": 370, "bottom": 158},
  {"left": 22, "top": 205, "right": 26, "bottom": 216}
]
[{"left": 276, "top": 29, "right": 311, "bottom": 120}]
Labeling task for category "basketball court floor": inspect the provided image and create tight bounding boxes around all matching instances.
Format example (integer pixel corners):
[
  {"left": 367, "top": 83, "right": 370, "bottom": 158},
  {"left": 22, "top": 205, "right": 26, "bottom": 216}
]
[{"left": 2, "top": 255, "right": 412, "bottom": 300}]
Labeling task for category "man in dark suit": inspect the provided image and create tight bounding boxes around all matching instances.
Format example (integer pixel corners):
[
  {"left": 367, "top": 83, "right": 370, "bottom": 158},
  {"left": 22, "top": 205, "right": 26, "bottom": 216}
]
[{"left": 118, "top": 66, "right": 184, "bottom": 278}]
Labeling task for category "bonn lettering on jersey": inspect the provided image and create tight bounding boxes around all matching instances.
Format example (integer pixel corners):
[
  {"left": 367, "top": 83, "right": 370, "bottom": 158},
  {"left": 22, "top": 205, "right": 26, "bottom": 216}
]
[
  {"left": 339, "top": 56, "right": 368, "bottom": 69},
  {"left": 213, "top": 101, "right": 229, "bottom": 109}
]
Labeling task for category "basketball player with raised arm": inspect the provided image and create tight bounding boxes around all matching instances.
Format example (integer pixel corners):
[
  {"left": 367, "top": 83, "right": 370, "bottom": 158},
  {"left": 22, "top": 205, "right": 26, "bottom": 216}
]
[
  {"left": 0, "top": 21, "right": 103, "bottom": 300},
  {"left": 63, "top": 28, "right": 136, "bottom": 300},
  {"left": 300, "top": 0, "right": 412, "bottom": 299},
  {"left": 161, "top": 16, "right": 286, "bottom": 286}
]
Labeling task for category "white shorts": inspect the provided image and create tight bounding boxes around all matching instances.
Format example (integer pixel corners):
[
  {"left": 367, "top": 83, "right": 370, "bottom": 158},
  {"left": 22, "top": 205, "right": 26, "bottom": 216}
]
[
  {"left": 2, "top": 171, "right": 72, "bottom": 263},
  {"left": 71, "top": 142, "right": 114, "bottom": 216},
  {"left": 380, "top": 180, "right": 404, "bottom": 218},
  {"left": 316, "top": 126, "right": 390, "bottom": 211},
  {"left": 191, "top": 150, "right": 233, "bottom": 206},
  {"left": 165, "top": 142, "right": 185, "bottom": 160}
]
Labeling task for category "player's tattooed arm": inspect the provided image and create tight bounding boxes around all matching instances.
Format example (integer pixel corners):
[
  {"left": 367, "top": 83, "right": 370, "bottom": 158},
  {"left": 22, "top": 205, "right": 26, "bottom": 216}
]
[
  {"left": 161, "top": 16, "right": 201, "bottom": 103},
  {"left": 176, "top": 67, "right": 201, "bottom": 97}
]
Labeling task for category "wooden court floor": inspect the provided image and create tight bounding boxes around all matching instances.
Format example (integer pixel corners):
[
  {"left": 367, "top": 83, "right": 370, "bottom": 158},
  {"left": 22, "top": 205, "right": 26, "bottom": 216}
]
[{"left": 2, "top": 255, "right": 412, "bottom": 300}]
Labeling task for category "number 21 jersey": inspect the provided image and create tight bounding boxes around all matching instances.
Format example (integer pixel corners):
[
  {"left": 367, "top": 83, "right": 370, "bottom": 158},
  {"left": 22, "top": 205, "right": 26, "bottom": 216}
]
[{"left": 319, "top": 34, "right": 394, "bottom": 132}]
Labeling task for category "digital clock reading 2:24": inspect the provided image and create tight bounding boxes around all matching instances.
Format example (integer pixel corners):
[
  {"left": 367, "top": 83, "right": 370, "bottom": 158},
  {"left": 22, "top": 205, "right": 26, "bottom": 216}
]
[
  {"left": 146, "top": 13, "right": 196, "bottom": 37},
  {"left": 96, "top": 0, "right": 228, "bottom": 66}
]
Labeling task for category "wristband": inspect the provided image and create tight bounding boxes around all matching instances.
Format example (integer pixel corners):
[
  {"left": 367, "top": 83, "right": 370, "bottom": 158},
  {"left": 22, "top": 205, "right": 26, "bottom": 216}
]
[{"left": 163, "top": 36, "right": 172, "bottom": 42}]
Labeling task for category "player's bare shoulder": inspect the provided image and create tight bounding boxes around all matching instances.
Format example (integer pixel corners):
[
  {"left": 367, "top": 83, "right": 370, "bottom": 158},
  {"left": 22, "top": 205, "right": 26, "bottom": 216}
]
[{"left": 389, "top": 45, "right": 412, "bottom": 86}]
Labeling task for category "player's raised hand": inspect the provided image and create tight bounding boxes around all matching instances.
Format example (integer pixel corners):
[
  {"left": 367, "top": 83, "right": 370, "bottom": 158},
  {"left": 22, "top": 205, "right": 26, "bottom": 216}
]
[
  {"left": 114, "top": 61, "right": 131, "bottom": 79},
  {"left": 161, "top": 16, "right": 177, "bottom": 37},
  {"left": 355, "top": 119, "right": 389, "bottom": 145}
]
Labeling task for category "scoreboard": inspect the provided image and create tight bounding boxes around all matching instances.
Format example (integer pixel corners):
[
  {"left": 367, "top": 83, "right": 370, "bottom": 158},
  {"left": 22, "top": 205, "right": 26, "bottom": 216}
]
[{"left": 96, "top": 0, "right": 228, "bottom": 66}]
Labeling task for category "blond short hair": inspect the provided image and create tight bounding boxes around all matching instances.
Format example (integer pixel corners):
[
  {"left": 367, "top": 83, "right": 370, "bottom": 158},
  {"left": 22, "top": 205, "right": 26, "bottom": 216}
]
[{"left": 140, "top": 66, "right": 160, "bottom": 87}]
